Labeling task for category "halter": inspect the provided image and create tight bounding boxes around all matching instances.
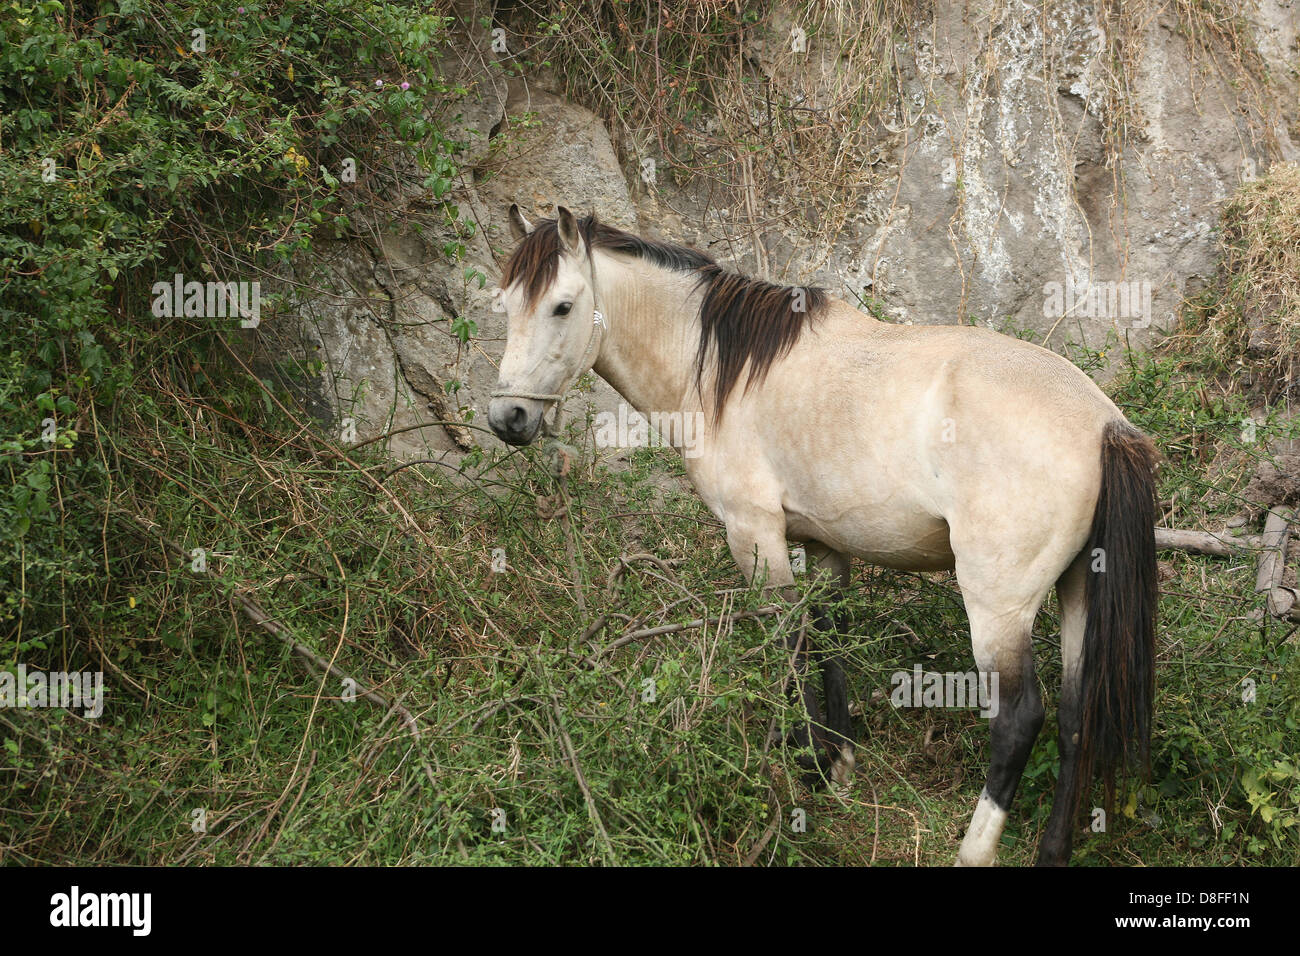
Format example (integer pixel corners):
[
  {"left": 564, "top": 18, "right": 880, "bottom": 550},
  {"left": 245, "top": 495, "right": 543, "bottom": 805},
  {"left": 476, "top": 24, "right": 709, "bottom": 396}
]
[{"left": 490, "top": 246, "right": 607, "bottom": 408}]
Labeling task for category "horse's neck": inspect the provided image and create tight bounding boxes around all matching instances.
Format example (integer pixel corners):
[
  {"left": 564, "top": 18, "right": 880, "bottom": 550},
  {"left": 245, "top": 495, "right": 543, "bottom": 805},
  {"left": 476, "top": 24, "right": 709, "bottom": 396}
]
[{"left": 591, "top": 253, "right": 700, "bottom": 416}]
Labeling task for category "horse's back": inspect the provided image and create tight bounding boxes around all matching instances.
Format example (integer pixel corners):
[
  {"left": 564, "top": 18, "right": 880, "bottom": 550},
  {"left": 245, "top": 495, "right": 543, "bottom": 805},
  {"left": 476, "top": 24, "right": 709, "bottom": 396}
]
[{"left": 858, "top": 317, "right": 1119, "bottom": 420}]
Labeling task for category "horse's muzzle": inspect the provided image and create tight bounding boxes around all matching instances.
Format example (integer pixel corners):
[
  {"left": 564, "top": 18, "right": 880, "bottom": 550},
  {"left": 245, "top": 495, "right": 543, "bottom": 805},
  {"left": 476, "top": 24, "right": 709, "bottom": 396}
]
[{"left": 488, "top": 397, "right": 544, "bottom": 446}]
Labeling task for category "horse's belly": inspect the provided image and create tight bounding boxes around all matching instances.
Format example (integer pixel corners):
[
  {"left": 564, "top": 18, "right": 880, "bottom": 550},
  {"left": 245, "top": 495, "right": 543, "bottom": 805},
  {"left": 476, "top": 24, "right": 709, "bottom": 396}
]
[{"left": 785, "top": 506, "right": 955, "bottom": 572}]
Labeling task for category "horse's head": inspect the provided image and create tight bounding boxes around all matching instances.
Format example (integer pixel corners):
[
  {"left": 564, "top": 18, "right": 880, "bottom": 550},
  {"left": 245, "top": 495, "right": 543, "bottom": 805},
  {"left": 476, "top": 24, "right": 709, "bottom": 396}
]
[{"left": 488, "top": 204, "right": 604, "bottom": 446}]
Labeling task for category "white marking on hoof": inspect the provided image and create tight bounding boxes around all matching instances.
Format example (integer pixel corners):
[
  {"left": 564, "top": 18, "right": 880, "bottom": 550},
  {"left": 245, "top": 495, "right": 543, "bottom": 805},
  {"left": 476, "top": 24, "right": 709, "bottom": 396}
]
[
  {"left": 830, "top": 744, "right": 856, "bottom": 790},
  {"left": 956, "top": 789, "right": 1007, "bottom": 867}
]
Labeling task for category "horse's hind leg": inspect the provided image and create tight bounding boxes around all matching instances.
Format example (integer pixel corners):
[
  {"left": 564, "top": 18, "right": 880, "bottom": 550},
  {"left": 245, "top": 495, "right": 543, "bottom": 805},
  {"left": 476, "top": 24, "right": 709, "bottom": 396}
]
[
  {"left": 955, "top": 588, "right": 1047, "bottom": 867},
  {"left": 808, "top": 542, "right": 855, "bottom": 786},
  {"left": 1037, "top": 552, "right": 1087, "bottom": 865}
]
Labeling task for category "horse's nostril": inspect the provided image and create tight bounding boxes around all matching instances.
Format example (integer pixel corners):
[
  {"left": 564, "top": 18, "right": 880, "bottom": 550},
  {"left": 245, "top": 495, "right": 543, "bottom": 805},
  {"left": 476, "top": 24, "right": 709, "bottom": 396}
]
[{"left": 488, "top": 398, "right": 536, "bottom": 445}]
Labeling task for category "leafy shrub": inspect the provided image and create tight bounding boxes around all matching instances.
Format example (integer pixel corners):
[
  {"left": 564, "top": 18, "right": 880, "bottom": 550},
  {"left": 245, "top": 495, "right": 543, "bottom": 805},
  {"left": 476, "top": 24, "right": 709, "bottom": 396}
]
[{"left": 0, "top": 0, "right": 465, "bottom": 652}]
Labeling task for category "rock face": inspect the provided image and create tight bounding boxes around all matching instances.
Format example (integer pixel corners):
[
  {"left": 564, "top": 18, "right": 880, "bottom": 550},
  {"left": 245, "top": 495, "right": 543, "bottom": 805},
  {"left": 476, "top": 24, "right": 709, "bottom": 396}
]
[
  {"left": 478, "top": 84, "right": 641, "bottom": 232},
  {"left": 274, "top": 0, "right": 1299, "bottom": 462}
]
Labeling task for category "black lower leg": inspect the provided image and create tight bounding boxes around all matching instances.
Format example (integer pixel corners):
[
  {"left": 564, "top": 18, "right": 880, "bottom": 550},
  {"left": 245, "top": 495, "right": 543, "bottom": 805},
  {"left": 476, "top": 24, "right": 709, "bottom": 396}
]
[
  {"left": 1037, "top": 680, "right": 1082, "bottom": 866},
  {"left": 780, "top": 624, "right": 826, "bottom": 774},
  {"left": 984, "top": 653, "right": 1045, "bottom": 815},
  {"left": 812, "top": 604, "right": 853, "bottom": 755}
]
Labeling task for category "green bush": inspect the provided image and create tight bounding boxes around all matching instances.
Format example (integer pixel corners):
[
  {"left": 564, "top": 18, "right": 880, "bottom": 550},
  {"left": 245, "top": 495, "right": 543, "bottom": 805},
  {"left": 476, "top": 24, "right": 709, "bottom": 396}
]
[{"left": 0, "top": 0, "right": 465, "bottom": 652}]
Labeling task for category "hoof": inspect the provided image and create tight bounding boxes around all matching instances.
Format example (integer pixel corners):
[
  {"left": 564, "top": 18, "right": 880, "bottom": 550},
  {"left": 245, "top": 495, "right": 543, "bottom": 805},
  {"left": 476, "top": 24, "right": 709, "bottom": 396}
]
[{"left": 830, "top": 744, "right": 856, "bottom": 791}]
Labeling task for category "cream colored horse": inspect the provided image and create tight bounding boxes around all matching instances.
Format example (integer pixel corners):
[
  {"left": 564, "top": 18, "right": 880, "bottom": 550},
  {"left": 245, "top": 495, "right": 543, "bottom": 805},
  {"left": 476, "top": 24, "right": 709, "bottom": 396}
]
[{"left": 488, "top": 206, "right": 1158, "bottom": 866}]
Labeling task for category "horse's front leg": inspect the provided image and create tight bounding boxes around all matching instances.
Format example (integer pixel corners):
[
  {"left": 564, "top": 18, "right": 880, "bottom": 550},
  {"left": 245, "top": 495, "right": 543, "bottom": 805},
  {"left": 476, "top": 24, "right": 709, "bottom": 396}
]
[
  {"left": 725, "top": 516, "right": 832, "bottom": 784},
  {"left": 807, "top": 542, "right": 856, "bottom": 787}
]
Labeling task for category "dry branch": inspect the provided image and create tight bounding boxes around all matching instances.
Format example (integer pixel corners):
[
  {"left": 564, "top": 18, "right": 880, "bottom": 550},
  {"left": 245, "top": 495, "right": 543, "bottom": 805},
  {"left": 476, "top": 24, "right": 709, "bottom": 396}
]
[
  {"left": 1157, "top": 521, "right": 1300, "bottom": 624},
  {"left": 1154, "top": 527, "right": 1256, "bottom": 557},
  {"left": 548, "top": 692, "right": 616, "bottom": 866},
  {"left": 584, "top": 605, "right": 785, "bottom": 667},
  {"left": 1255, "top": 509, "right": 1299, "bottom": 622},
  {"left": 580, "top": 552, "right": 686, "bottom": 641}
]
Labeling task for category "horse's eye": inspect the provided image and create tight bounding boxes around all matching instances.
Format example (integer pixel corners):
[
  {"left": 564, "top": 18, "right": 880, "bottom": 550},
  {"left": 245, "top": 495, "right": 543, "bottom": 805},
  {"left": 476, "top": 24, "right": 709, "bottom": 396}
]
[{"left": 553, "top": 302, "right": 573, "bottom": 317}]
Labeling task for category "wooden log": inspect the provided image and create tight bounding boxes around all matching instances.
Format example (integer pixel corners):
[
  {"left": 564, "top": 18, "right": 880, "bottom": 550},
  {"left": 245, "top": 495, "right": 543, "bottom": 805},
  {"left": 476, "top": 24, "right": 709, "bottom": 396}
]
[
  {"left": 1154, "top": 527, "right": 1257, "bottom": 556},
  {"left": 1255, "top": 508, "right": 1297, "bottom": 620}
]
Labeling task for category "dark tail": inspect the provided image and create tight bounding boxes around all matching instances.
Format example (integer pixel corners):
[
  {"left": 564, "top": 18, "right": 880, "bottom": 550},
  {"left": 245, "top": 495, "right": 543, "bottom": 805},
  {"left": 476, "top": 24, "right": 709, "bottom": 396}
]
[{"left": 1075, "top": 419, "right": 1159, "bottom": 814}]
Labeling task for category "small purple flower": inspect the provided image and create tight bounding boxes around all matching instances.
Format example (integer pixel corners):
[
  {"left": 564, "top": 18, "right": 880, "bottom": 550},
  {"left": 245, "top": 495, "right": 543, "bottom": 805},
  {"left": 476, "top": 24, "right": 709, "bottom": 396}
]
[
  {"left": 400, "top": 81, "right": 410, "bottom": 91},
  {"left": 374, "top": 79, "right": 384, "bottom": 88},
  {"left": 237, "top": 6, "right": 244, "bottom": 12}
]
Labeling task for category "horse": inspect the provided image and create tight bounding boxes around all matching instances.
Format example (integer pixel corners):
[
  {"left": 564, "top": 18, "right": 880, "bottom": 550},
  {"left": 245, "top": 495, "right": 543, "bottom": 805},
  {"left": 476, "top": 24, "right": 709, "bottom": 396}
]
[{"left": 487, "top": 205, "right": 1158, "bottom": 866}]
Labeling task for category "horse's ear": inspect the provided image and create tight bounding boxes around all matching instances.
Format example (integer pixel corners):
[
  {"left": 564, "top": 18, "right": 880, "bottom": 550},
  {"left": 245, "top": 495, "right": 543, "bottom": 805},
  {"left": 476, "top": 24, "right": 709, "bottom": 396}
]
[
  {"left": 508, "top": 204, "right": 533, "bottom": 241},
  {"left": 556, "top": 206, "right": 581, "bottom": 254}
]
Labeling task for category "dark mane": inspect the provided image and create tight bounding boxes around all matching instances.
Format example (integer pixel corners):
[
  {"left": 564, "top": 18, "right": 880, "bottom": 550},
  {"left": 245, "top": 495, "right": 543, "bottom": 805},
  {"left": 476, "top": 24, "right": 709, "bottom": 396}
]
[
  {"left": 502, "top": 214, "right": 827, "bottom": 419},
  {"left": 502, "top": 215, "right": 714, "bottom": 306},
  {"left": 693, "top": 265, "right": 827, "bottom": 420}
]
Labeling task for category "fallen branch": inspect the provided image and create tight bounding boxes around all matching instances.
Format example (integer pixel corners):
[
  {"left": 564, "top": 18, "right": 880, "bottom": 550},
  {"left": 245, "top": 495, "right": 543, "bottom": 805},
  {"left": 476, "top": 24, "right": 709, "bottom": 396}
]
[
  {"left": 548, "top": 692, "right": 617, "bottom": 866},
  {"left": 1155, "top": 527, "right": 1257, "bottom": 557},
  {"left": 1155, "top": 522, "right": 1300, "bottom": 624},
  {"left": 742, "top": 808, "right": 782, "bottom": 866},
  {"left": 1255, "top": 508, "right": 1299, "bottom": 622},
  {"left": 586, "top": 605, "right": 785, "bottom": 665}
]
